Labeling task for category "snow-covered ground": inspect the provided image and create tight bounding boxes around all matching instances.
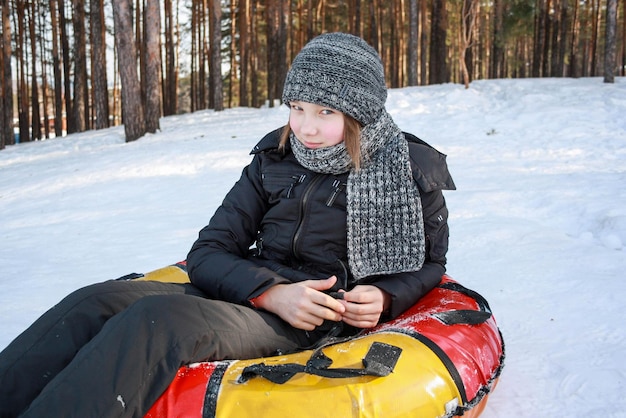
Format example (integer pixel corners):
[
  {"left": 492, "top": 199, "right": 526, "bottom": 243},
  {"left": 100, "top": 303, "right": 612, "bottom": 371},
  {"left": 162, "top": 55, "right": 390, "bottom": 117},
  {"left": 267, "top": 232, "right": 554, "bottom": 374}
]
[{"left": 1, "top": 77, "right": 624, "bottom": 417}]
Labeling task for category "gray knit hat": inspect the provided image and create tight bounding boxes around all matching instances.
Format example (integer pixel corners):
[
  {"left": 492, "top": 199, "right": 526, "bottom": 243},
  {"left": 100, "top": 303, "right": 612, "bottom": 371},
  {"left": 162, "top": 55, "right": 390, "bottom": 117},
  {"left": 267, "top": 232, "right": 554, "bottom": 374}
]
[{"left": 282, "top": 33, "right": 387, "bottom": 126}]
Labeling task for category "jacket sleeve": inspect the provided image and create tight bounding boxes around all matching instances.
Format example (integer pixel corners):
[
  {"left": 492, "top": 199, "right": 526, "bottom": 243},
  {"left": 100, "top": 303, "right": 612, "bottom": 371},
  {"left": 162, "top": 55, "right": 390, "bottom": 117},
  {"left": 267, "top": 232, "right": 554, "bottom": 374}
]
[{"left": 186, "top": 154, "right": 291, "bottom": 304}]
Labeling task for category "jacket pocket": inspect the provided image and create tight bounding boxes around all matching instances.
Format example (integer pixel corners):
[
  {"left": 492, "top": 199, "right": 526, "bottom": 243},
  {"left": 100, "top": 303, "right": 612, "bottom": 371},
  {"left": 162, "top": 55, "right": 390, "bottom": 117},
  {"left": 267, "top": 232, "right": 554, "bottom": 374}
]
[
  {"left": 423, "top": 203, "right": 449, "bottom": 263},
  {"left": 262, "top": 172, "right": 307, "bottom": 203}
]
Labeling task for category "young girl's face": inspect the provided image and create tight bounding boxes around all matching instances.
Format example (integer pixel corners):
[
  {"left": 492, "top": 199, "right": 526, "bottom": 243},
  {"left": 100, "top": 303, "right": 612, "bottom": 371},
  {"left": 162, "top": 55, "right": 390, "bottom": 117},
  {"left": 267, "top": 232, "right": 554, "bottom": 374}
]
[{"left": 288, "top": 101, "right": 345, "bottom": 149}]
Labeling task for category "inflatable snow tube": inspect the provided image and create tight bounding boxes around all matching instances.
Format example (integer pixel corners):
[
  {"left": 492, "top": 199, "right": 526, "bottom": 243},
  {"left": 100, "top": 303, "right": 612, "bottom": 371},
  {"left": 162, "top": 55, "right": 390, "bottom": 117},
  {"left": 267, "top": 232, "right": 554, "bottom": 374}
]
[{"left": 129, "top": 262, "right": 504, "bottom": 417}]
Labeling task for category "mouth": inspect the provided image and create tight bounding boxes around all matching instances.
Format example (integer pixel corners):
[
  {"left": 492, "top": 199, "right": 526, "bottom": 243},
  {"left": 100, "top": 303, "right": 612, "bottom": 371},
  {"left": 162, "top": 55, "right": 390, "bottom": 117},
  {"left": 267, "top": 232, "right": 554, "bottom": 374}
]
[{"left": 301, "top": 140, "right": 322, "bottom": 149}]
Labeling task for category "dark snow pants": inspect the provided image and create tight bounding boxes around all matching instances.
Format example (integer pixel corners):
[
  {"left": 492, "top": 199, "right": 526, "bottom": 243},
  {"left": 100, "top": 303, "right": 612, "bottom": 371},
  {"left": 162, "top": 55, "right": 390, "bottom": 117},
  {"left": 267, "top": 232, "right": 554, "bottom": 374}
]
[{"left": 0, "top": 280, "right": 318, "bottom": 418}]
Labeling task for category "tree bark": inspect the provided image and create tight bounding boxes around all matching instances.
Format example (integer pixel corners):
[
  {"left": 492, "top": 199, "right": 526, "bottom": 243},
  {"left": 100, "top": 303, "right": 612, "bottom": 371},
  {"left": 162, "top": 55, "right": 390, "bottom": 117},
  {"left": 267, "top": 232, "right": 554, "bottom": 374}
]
[
  {"left": 590, "top": 0, "right": 601, "bottom": 76},
  {"left": 604, "top": 0, "right": 618, "bottom": 82},
  {"left": 145, "top": 0, "right": 163, "bottom": 131},
  {"left": 90, "top": 0, "right": 110, "bottom": 129},
  {"left": 491, "top": 0, "right": 504, "bottom": 78},
  {"left": 112, "top": 0, "right": 146, "bottom": 142},
  {"left": 28, "top": 0, "right": 41, "bottom": 140},
  {"left": 0, "top": 0, "right": 13, "bottom": 148},
  {"left": 250, "top": 0, "right": 260, "bottom": 107},
  {"left": 72, "top": 0, "right": 88, "bottom": 132},
  {"left": 58, "top": 0, "right": 73, "bottom": 133},
  {"left": 407, "top": 0, "right": 417, "bottom": 86},
  {"left": 163, "top": 0, "right": 178, "bottom": 115},
  {"left": 569, "top": 0, "right": 580, "bottom": 77},
  {"left": 37, "top": 8, "right": 51, "bottom": 139},
  {"left": 430, "top": 0, "right": 449, "bottom": 84},
  {"left": 419, "top": 0, "right": 428, "bottom": 85},
  {"left": 533, "top": 0, "right": 546, "bottom": 77},
  {"left": 228, "top": 0, "right": 236, "bottom": 107},
  {"left": 209, "top": 0, "right": 223, "bottom": 110},
  {"left": 460, "top": 0, "right": 479, "bottom": 88},
  {"left": 622, "top": 0, "right": 626, "bottom": 76},
  {"left": 49, "top": 0, "right": 64, "bottom": 137},
  {"left": 15, "top": 0, "right": 29, "bottom": 142},
  {"left": 239, "top": 0, "right": 250, "bottom": 107},
  {"left": 556, "top": 0, "right": 570, "bottom": 77},
  {"left": 266, "top": 0, "right": 287, "bottom": 107}
]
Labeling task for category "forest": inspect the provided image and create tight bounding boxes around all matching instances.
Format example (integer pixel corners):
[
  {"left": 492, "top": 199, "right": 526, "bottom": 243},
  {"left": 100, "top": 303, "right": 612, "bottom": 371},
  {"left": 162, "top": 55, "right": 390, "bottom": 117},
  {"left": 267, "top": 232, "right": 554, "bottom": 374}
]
[{"left": 0, "top": 0, "right": 624, "bottom": 148}]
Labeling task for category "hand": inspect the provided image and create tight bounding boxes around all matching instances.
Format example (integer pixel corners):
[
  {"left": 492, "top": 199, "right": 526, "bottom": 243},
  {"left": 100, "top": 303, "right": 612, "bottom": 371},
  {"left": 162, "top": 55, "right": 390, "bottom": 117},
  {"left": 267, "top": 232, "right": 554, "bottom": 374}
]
[
  {"left": 337, "top": 285, "right": 390, "bottom": 329},
  {"left": 253, "top": 276, "right": 346, "bottom": 331}
]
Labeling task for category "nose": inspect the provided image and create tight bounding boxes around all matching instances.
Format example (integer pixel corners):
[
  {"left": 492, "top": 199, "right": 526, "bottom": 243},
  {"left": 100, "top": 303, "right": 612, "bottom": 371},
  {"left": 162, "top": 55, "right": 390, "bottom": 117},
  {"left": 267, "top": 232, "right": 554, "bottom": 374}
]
[{"left": 299, "top": 114, "right": 317, "bottom": 136}]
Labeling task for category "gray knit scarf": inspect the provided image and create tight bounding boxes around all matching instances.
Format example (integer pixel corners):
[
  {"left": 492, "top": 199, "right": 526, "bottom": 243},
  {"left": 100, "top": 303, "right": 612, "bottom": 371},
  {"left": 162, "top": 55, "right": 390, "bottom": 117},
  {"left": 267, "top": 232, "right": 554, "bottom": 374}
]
[{"left": 289, "top": 111, "right": 425, "bottom": 280}]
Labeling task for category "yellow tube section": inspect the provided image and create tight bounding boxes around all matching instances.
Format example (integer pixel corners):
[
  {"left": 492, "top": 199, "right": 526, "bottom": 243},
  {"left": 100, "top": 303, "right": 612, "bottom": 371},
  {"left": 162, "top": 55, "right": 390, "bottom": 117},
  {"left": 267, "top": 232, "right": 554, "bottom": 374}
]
[{"left": 215, "top": 332, "right": 462, "bottom": 418}]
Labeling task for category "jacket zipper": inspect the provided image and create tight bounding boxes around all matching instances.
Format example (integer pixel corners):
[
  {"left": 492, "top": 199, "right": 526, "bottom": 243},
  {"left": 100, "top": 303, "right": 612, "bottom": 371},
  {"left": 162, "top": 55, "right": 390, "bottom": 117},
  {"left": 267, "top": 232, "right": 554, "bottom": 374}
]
[
  {"left": 291, "top": 174, "right": 324, "bottom": 260},
  {"left": 326, "top": 179, "right": 346, "bottom": 207}
]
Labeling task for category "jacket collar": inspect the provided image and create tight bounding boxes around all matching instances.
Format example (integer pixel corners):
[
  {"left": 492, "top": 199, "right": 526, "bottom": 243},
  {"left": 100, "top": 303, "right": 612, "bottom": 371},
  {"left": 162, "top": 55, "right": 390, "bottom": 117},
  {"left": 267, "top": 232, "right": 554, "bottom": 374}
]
[{"left": 250, "top": 128, "right": 286, "bottom": 154}]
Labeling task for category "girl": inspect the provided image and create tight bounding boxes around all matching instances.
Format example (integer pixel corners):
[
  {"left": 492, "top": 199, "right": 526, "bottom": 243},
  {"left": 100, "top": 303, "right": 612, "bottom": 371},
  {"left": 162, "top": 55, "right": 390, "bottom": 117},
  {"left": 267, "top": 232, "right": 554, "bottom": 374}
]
[{"left": 0, "top": 33, "right": 454, "bottom": 417}]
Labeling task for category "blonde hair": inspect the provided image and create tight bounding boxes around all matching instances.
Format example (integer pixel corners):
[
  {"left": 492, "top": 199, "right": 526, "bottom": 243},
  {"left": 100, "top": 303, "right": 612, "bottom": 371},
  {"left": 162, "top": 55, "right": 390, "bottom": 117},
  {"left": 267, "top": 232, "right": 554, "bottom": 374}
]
[{"left": 279, "top": 115, "right": 364, "bottom": 170}]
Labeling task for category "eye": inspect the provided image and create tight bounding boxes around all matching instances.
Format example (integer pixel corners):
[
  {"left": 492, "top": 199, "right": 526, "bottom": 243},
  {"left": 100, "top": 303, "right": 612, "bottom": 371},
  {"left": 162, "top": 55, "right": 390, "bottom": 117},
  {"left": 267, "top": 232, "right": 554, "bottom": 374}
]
[
  {"left": 320, "top": 108, "right": 336, "bottom": 116},
  {"left": 290, "top": 103, "right": 303, "bottom": 111}
]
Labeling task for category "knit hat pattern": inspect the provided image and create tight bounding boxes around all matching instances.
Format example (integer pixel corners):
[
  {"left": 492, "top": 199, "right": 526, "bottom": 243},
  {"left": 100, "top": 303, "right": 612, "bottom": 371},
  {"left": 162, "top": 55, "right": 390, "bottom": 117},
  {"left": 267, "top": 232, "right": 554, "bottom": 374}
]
[{"left": 282, "top": 33, "right": 387, "bottom": 126}]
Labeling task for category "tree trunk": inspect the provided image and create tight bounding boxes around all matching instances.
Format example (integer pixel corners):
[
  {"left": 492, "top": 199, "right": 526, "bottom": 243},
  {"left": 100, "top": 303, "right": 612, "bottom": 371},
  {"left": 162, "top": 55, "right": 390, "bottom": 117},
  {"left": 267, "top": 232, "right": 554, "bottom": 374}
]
[
  {"left": 460, "top": 0, "right": 479, "bottom": 89},
  {"left": 407, "top": 0, "right": 417, "bottom": 86},
  {"left": 354, "top": 0, "right": 361, "bottom": 37},
  {"left": 209, "top": 0, "right": 223, "bottom": 110},
  {"left": 491, "top": 0, "right": 504, "bottom": 78},
  {"left": 419, "top": 0, "right": 428, "bottom": 85},
  {"left": 569, "top": 0, "right": 580, "bottom": 77},
  {"left": 621, "top": 0, "right": 626, "bottom": 76},
  {"left": 58, "top": 0, "right": 73, "bottom": 133},
  {"left": 306, "top": 0, "right": 313, "bottom": 40},
  {"left": 591, "top": 0, "right": 601, "bottom": 76},
  {"left": 0, "top": 0, "right": 13, "bottom": 148},
  {"left": 533, "top": 0, "right": 546, "bottom": 77},
  {"left": 145, "top": 0, "right": 163, "bottom": 131},
  {"left": 430, "top": 0, "right": 449, "bottom": 84},
  {"left": 49, "top": 0, "right": 64, "bottom": 137},
  {"left": 228, "top": 0, "right": 236, "bottom": 107},
  {"left": 90, "top": 0, "right": 110, "bottom": 129},
  {"left": 15, "top": 0, "right": 29, "bottom": 142},
  {"left": 38, "top": 8, "right": 51, "bottom": 139},
  {"left": 368, "top": 1, "right": 378, "bottom": 56},
  {"left": 239, "top": 0, "right": 250, "bottom": 107},
  {"left": 112, "top": 0, "right": 146, "bottom": 142},
  {"left": 197, "top": 0, "right": 206, "bottom": 110},
  {"left": 163, "top": 0, "right": 178, "bottom": 115},
  {"left": 250, "top": 0, "right": 259, "bottom": 107},
  {"left": 72, "top": 0, "right": 87, "bottom": 132},
  {"left": 556, "top": 0, "right": 570, "bottom": 77},
  {"left": 266, "top": 0, "right": 287, "bottom": 107},
  {"left": 620, "top": 0, "right": 626, "bottom": 77},
  {"left": 604, "top": 0, "right": 618, "bottom": 82},
  {"left": 543, "top": 0, "right": 553, "bottom": 77},
  {"left": 136, "top": 0, "right": 145, "bottom": 107},
  {"left": 189, "top": 0, "right": 197, "bottom": 111},
  {"left": 28, "top": 0, "right": 41, "bottom": 140}
]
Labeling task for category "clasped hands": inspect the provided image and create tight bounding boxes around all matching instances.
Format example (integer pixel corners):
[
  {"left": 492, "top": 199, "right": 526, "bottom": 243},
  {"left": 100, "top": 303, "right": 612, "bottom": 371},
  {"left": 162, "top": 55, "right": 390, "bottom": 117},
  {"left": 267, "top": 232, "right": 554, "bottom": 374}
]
[{"left": 252, "top": 275, "right": 390, "bottom": 330}]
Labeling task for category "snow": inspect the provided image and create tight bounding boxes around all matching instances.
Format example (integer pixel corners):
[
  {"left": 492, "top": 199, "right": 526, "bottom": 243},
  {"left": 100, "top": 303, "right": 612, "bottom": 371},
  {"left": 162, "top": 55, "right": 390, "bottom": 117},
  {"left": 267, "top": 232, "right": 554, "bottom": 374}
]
[{"left": 1, "top": 77, "right": 625, "bottom": 417}]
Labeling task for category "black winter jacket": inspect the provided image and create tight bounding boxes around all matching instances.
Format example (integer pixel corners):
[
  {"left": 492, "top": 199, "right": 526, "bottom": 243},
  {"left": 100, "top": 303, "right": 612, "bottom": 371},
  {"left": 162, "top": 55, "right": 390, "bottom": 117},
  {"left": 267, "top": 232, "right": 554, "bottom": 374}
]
[{"left": 187, "top": 128, "right": 456, "bottom": 321}]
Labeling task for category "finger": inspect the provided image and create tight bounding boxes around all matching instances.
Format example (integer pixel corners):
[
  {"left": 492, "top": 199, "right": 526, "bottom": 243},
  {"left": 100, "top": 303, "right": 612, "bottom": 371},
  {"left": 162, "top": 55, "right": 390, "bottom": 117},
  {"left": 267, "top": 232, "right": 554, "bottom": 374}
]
[
  {"left": 341, "top": 315, "right": 379, "bottom": 329},
  {"left": 312, "top": 292, "right": 345, "bottom": 315},
  {"left": 305, "top": 275, "right": 338, "bottom": 291},
  {"left": 343, "top": 286, "right": 382, "bottom": 305},
  {"left": 341, "top": 298, "right": 386, "bottom": 322},
  {"left": 291, "top": 288, "right": 343, "bottom": 320},
  {"left": 292, "top": 304, "right": 343, "bottom": 330},
  {"left": 315, "top": 304, "right": 343, "bottom": 322}
]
